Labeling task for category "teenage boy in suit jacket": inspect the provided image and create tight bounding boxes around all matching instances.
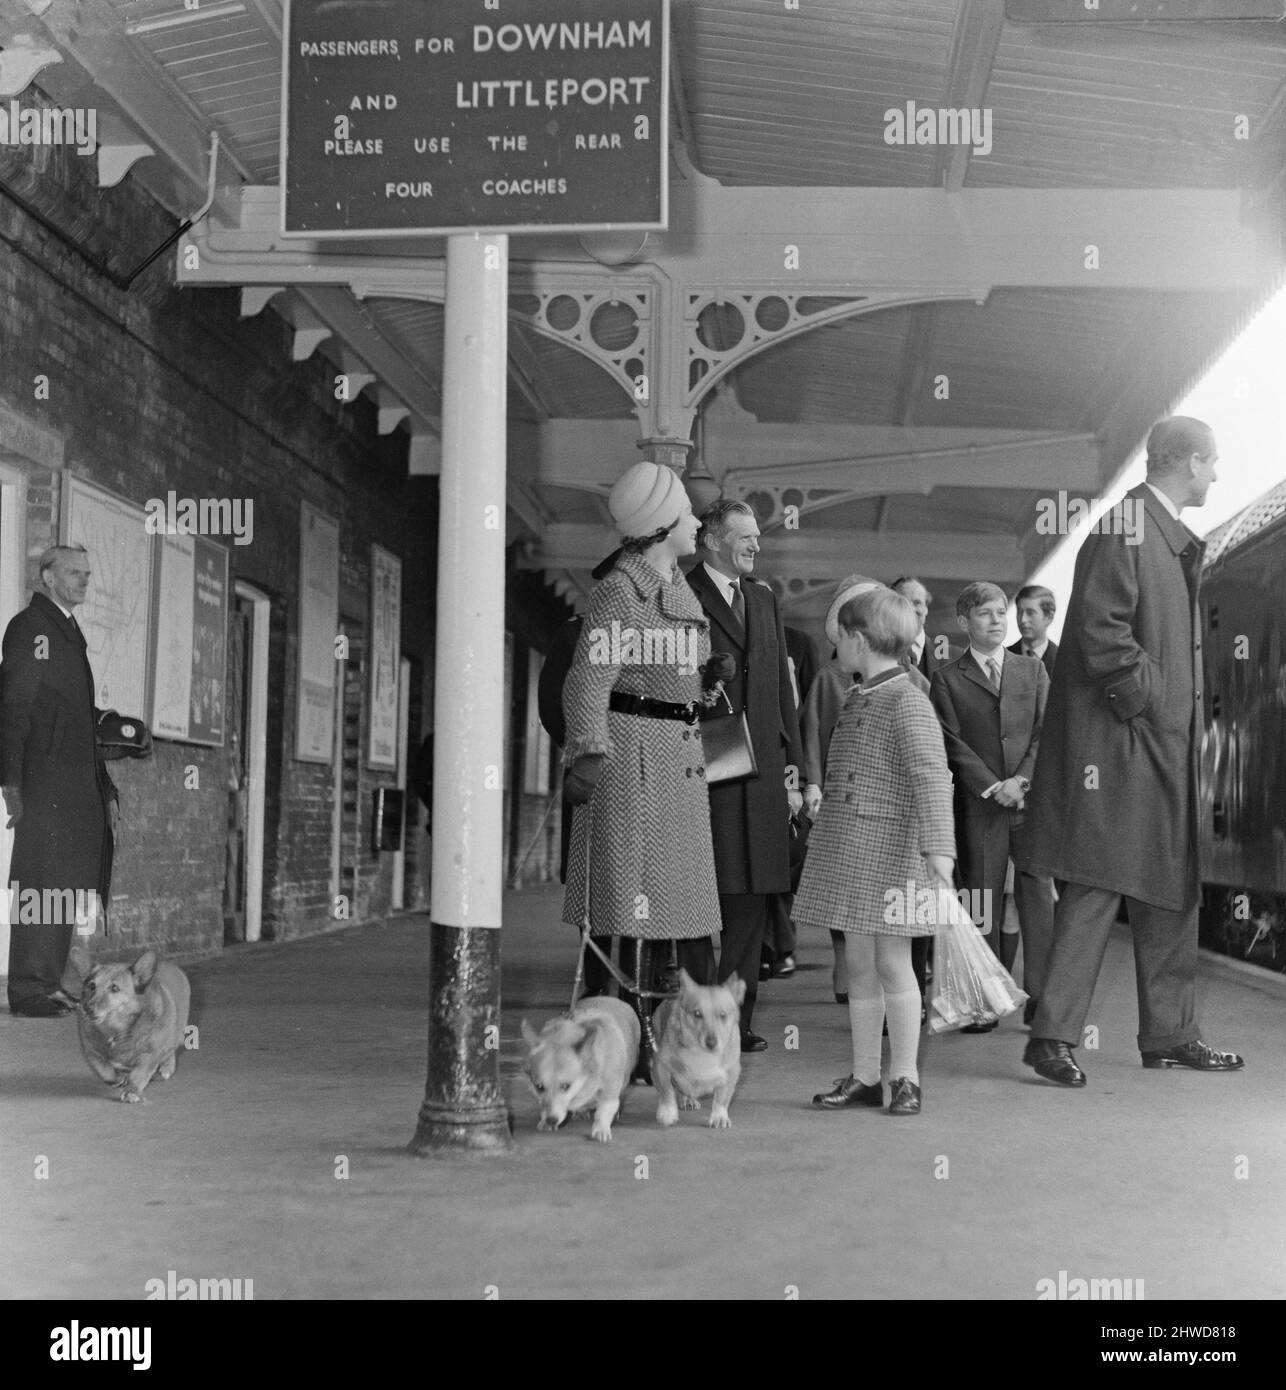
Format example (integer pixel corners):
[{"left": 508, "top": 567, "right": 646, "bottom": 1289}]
[
  {"left": 930, "top": 581, "right": 1055, "bottom": 1029},
  {"left": 1007, "top": 584, "right": 1059, "bottom": 677}
]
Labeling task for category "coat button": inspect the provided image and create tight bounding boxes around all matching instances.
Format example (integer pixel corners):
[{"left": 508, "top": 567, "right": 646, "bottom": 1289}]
[
  {"left": 682, "top": 730, "right": 690, "bottom": 740},
  {"left": 685, "top": 768, "right": 693, "bottom": 778},
  {"left": 697, "top": 767, "right": 705, "bottom": 778},
  {"left": 845, "top": 793, "right": 855, "bottom": 803}
]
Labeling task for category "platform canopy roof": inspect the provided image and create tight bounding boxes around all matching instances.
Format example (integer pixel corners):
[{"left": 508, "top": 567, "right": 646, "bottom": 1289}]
[{"left": 5, "top": 0, "right": 1286, "bottom": 634}]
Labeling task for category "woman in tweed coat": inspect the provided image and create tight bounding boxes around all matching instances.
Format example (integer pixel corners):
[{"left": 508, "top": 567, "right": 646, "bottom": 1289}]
[
  {"left": 794, "top": 587, "right": 955, "bottom": 1116},
  {"left": 561, "top": 462, "right": 724, "bottom": 1080}
]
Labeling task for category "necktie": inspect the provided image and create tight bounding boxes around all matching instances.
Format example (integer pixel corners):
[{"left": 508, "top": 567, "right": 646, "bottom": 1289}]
[
  {"left": 729, "top": 580, "right": 745, "bottom": 628},
  {"left": 986, "top": 656, "right": 1001, "bottom": 692},
  {"left": 1023, "top": 644, "right": 1036, "bottom": 658}
]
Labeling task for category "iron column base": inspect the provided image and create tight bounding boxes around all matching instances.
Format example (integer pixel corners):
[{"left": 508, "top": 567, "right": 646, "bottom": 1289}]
[{"left": 409, "top": 920, "right": 513, "bottom": 1156}]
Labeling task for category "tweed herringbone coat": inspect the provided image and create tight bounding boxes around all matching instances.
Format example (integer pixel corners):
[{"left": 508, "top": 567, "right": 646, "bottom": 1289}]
[
  {"left": 561, "top": 553, "right": 721, "bottom": 941},
  {"left": 793, "top": 668, "right": 955, "bottom": 937}
]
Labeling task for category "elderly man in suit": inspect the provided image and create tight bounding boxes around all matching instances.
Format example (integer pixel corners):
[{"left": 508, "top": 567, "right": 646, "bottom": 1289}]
[
  {"left": 2, "top": 545, "right": 116, "bottom": 1016},
  {"left": 1008, "top": 585, "right": 1059, "bottom": 676},
  {"left": 893, "top": 577, "right": 946, "bottom": 679},
  {"left": 688, "top": 499, "right": 804, "bottom": 1051},
  {"left": 1020, "top": 416, "right": 1243, "bottom": 1086},
  {"left": 931, "top": 581, "right": 1054, "bottom": 1030}
]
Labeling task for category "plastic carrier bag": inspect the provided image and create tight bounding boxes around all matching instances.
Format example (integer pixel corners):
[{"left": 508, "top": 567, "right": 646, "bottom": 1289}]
[{"left": 927, "top": 887, "right": 1028, "bottom": 1034}]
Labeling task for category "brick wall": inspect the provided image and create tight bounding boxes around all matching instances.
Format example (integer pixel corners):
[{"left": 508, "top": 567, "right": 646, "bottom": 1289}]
[{"left": 0, "top": 88, "right": 437, "bottom": 963}]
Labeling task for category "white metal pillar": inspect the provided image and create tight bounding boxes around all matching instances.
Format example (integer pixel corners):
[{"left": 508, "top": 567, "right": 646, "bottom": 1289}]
[{"left": 410, "top": 233, "right": 512, "bottom": 1155}]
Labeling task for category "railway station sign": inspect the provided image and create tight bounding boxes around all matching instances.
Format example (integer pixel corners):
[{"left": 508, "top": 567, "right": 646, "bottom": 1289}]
[{"left": 281, "top": 0, "right": 669, "bottom": 238}]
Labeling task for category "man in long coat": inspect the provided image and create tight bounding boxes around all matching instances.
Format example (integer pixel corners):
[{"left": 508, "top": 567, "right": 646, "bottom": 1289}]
[
  {"left": 1020, "top": 417, "right": 1243, "bottom": 1086},
  {"left": 3, "top": 545, "right": 116, "bottom": 1016},
  {"left": 688, "top": 500, "right": 804, "bottom": 1049}
]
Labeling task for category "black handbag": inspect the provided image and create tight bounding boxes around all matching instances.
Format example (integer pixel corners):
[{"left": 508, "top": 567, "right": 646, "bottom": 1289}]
[{"left": 702, "top": 691, "right": 758, "bottom": 785}]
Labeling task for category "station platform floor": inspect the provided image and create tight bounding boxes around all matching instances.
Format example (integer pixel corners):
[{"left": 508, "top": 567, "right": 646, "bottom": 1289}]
[{"left": 2, "top": 881, "right": 1284, "bottom": 1302}]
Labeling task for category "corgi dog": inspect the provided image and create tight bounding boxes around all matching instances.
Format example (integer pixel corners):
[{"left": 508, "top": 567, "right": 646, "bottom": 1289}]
[
  {"left": 652, "top": 970, "right": 745, "bottom": 1129},
  {"left": 521, "top": 995, "right": 640, "bottom": 1143},
  {"left": 69, "top": 947, "right": 191, "bottom": 1103}
]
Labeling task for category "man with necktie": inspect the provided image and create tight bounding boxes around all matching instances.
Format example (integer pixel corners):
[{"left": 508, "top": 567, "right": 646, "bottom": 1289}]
[
  {"left": 2, "top": 545, "right": 117, "bottom": 1015},
  {"left": 893, "top": 577, "right": 946, "bottom": 678},
  {"left": 930, "top": 582, "right": 1054, "bottom": 1029},
  {"left": 1008, "top": 585, "right": 1059, "bottom": 677},
  {"left": 687, "top": 500, "right": 804, "bottom": 1051}
]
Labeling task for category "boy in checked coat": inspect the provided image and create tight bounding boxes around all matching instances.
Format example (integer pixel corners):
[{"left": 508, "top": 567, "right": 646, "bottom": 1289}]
[
  {"left": 930, "top": 582, "right": 1054, "bottom": 1029},
  {"left": 793, "top": 586, "right": 955, "bottom": 1117}
]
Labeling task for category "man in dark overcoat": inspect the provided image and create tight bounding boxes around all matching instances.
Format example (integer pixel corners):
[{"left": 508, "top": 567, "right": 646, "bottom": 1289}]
[
  {"left": 1020, "top": 417, "right": 1243, "bottom": 1086},
  {"left": 3, "top": 545, "right": 116, "bottom": 1016},
  {"left": 688, "top": 500, "right": 804, "bottom": 1049}
]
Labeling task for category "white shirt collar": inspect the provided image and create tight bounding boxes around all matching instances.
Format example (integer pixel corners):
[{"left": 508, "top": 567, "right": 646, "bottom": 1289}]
[
  {"left": 970, "top": 646, "right": 1004, "bottom": 677},
  {"left": 1145, "top": 481, "right": 1182, "bottom": 521},
  {"left": 702, "top": 561, "right": 741, "bottom": 607},
  {"left": 909, "top": 632, "right": 925, "bottom": 662},
  {"left": 49, "top": 597, "right": 74, "bottom": 620}
]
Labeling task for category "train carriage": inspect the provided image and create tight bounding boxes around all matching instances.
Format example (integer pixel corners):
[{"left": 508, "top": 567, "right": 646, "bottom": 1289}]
[{"left": 1198, "top": 478, "right": 1286, "bottom": 974}]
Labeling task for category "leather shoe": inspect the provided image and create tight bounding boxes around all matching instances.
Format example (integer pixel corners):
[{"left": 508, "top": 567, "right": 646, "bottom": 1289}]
[
  {"left": 1141, "top": 1039, "right": 1244, "bottom": 1071},
  {"left": 758, "top": 960, "right": 771, "bottom": 982},
  {"left": 49, "top": 987, "right": 80, "bottom": 1009},
  {"left": 960, "top": 1018, "right": 998, "bottom": 1034},
  {"left": 771, "top": 954, "right": 796, "bottom": 979},
  {"left": 1023, "top": 1037, "right": 1086, "bottom": 1087},
  {"left": 813, "top": 1074, "right": 883, "bottom": 1108},
  {"left": 887, "top": 1077, "right": 921, "bottom": 1115},
  {"left": 10, "top": 995, "right": 72, "bottom": 1018},
  {"left": 740, "top": 1031, "right": 768, "bottom": 1053}
]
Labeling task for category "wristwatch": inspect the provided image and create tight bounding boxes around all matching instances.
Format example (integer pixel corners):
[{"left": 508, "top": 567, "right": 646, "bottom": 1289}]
[{"left": 1014, "top": 775, "right": 1031, "bottom": 794}]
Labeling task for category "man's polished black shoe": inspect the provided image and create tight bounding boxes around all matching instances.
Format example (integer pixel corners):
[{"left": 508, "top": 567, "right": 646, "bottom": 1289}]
[
  {"left": 812, "top": 1074, "right": 883, "bottom": 1109},
  {"left": 1022, "top": 1037, "right": 1086, "bottom": 1087},
  {"left": 740, "top": 1031, "right": 768, "bottom": 1053},
  {"left": 48, "top": 988, "right": 80, "bottom": 1009},
  {"left": 887, "top": 1077, "right": 921, "bottom": 1115},
  {"left": 771, "top": 954, "right": 796, "bottom": 978},
  {"left": 960, "top": 1018, "right": 998, "bottom": 1034},
  {"left": 10, "top": 996, "right": 73, "bottom": 1018},
  {"left": 1141, "top": 1040, "right": 1244, "bottom": 1071}
]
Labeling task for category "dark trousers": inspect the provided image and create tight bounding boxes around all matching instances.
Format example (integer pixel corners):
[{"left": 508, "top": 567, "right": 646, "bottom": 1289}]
[
  {"left": 1032, "top": 881, "right": 1200, "bottom": 1054},
  {"left": 7, "top": 918, "right": 75, "bottom": 1009},
  {"left": 717, "top": 892, "right": 768, "bottom": 1032},
  {"left": 763, "top": 892, "right": 797, "bottom": 961},
  {"left": 958, "top": 813, "right": 1054, "bottom": 1002}
]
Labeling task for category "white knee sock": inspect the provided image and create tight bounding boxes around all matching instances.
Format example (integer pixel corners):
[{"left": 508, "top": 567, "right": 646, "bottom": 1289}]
[
  {"left": 847, "top": 994, "right": 884, "bottom": 1087},
  {"left": 884, "top": 988, "right": 922, "bottom": 1086}
]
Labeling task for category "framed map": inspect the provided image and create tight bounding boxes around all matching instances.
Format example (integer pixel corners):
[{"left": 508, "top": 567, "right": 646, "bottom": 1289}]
[
  {"left": 61, "top": 475, "right": 154, "bottom": 716},
  {"left": 296, "top": 502, "right": 339, "bottom": 762},
  {"left": 151, "top": 534, "right": 229, "bottom": 746},
  {"left": 367, "top": 544, "right": 401, "bottom": 769}
]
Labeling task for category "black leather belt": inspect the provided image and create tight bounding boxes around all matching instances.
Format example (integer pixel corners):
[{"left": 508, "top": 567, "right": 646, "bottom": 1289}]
[{"left": 609, "top": 691, "right": 699, "bottom": 725}]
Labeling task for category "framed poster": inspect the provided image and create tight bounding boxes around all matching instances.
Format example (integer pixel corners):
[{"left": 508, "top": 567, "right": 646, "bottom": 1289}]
[
  {"left": 150, "top": 534, "right": 229, "bottom": 746},
  {"left": 296, "top": 502, "right": 340, "bottom": 762},
  {"left": 367, "top": 544, "right": 402, "bottom": 769},
  {"left": 61, "top": 475, "right": 154, "bottom": 716}
]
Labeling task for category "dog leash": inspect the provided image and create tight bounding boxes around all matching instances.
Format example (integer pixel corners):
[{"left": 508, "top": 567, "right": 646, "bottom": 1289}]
[{"left": 570, "top": 797, "right": 676, "bottom": 1013}]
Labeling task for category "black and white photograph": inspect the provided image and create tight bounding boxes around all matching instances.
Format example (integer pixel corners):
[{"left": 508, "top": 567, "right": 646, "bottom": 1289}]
[{"left": 2, "top": 0, "right": 1285, "bottom": 1351}]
